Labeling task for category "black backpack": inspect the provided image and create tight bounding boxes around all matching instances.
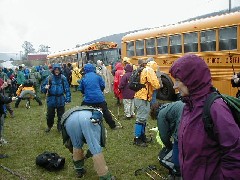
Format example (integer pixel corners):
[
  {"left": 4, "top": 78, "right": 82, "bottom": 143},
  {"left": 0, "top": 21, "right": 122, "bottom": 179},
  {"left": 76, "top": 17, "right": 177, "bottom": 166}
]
[
  {"left": 128, "top": 67, "right": 145, "bottom": 92},
  {"left": 36, "top": 151, "right": 65, "bottom": 171},
  {"left": 203, "top": 88, "right": 240, "bottom": 139}
]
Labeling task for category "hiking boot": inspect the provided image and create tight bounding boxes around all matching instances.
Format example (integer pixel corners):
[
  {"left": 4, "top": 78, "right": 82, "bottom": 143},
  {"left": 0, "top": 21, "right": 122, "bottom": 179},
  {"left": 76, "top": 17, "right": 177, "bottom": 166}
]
[
  {"left": 141, "top": 135, "right": 152, "bottom": 143},
  {"left": 76, "top": 168, "right": 86, "bottom": 178},
  {"left": 133, "top": 137, "right": 147, "bottom": 147},
  {"left": 111, "top": 125, "right": 123, "bottom": 130},
  {"left": 45, "top": 127, "right": 51, "bottom": 133}
]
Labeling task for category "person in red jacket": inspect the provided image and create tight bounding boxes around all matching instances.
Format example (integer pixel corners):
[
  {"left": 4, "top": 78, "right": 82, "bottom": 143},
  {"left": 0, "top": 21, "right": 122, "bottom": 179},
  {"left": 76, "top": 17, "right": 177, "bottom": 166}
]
[{"left": 113, "top": 62, "right": 124, "bottom": 105}]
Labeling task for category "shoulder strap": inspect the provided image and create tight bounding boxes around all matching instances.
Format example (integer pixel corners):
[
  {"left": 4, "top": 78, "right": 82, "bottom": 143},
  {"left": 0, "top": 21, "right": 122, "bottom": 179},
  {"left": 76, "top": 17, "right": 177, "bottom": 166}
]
[
  {"left": 61, "top": 106, "right": 97, "bottom": 125},
  {"left": 202, "top": 92, "right": 222, "bottom": 139}
]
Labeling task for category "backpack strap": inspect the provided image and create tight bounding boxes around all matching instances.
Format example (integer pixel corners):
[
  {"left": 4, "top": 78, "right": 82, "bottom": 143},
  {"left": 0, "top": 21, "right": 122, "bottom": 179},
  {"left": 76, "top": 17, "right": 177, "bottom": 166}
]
[
  {"left": 48, "top": 74, "right": 65, "bottom": 93},
  {"left": 61, "top": 106, "right": 106, "bottom": 147},
  {"left": 202, "top": 92, "right": 222, "bottom": 139}
]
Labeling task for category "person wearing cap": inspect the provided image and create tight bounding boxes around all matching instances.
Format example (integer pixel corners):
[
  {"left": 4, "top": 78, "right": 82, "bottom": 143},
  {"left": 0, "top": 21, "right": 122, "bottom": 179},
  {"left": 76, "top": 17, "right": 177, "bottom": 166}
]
[
  {"left": 122, "top": 57, "right": 131, "bottom": 66},
  {"left": 133, "top": 59, "right": 160, "bottom": 147}
]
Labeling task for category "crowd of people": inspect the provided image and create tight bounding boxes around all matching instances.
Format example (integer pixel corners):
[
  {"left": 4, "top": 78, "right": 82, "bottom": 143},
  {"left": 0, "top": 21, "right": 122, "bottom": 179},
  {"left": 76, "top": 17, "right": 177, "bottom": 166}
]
[{"left": 1, "top": 54, "right": 240, "bottom": 179}]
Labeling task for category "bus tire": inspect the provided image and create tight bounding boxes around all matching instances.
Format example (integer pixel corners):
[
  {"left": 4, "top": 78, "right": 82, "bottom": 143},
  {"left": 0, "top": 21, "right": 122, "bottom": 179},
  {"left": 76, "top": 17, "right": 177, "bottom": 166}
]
[{"left": 157, "top": 75, "right": 176, "bottom": 101}]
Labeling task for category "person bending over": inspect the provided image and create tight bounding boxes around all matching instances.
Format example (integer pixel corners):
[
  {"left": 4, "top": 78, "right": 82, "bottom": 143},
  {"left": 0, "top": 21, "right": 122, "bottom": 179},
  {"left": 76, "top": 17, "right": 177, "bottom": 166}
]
[{"left": 61, "top": 106, "right": 115, "bottom": 179}]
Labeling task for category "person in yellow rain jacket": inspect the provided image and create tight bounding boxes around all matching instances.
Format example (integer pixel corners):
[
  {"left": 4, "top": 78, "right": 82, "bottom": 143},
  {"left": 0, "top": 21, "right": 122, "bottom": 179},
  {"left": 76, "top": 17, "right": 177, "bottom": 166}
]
[
  {"left": 15, "top": 79, "right": 42, "bottom": 108},
  {"left": 71, "top": 63, "right": 82, "bottom": 92},
  {"left": 133, "top": 59, "right": 161, "bottom": 147}
]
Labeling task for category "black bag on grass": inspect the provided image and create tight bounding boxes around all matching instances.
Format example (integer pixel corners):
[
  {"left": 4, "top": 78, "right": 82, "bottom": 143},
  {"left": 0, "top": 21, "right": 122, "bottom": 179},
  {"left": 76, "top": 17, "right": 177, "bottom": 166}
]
[{"left": 36, "top": 151, "right": 65, "bottom": 171}]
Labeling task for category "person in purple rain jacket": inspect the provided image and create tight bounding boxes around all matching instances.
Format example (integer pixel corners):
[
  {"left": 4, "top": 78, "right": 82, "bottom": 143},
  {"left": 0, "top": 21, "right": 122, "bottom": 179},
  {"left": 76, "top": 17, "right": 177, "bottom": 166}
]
[
  {"left": 118, "top": 64, "right": 135, "bottom": 119},
  {"left": 169, "top": 54, "right": 240, "bottom": 180}
]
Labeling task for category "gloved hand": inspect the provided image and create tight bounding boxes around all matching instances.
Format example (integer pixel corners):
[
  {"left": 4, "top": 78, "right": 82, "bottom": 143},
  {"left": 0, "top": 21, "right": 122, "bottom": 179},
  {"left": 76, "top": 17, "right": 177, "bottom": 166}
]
[{"left": 45, "top": 85, "right": 50, "bottom": 90}]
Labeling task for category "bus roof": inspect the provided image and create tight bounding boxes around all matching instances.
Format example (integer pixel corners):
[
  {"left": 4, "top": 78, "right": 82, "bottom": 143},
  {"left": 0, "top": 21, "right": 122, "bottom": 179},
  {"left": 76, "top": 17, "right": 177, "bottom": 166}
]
[
  {"left": 122, "top": 11, "right": 240, "bottom": 41},
  {"left": 47, "top": 41, "right": 118, "bottom": 59}
]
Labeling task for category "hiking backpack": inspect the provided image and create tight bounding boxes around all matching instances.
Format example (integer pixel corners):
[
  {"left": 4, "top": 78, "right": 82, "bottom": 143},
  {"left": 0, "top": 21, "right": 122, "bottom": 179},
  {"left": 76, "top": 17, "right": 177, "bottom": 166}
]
[
  {"left": 203, "top": 89, "right": 240, "bottom": 139},
  {"left": 128, "top": 67, "right": 145, "bottom": 92},
  {"left": 36, "top": 151, "right": 65, "bottom": 171}
]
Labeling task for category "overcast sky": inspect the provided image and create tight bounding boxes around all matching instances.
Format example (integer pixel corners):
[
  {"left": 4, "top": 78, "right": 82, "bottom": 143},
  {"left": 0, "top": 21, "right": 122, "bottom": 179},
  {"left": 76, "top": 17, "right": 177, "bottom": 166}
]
[{"left": 0, "top": 0, "right": 239, "bottom": 54}]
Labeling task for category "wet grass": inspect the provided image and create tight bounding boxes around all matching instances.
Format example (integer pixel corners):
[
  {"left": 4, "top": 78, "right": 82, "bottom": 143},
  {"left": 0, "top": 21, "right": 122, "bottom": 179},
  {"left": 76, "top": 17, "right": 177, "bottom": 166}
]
[{"left": 0, "top": 89, "right": 168, "bottom": 180}]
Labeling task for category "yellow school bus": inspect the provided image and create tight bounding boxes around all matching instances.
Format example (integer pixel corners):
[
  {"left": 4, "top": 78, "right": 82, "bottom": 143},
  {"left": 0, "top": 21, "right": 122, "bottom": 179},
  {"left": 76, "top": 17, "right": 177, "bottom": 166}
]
[
  {"left": 47, "top": 41, "right": 120, "bottom": 67},
  {"left": 121, "top": 11, "right": 240, "bottom": 100}
]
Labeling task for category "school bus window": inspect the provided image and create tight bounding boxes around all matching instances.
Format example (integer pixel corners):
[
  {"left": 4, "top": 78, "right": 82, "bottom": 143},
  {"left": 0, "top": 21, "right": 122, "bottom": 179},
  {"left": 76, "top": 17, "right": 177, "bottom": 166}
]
[
  {"left": 157, "top": 37, "right": 168, "bottom": 54},
  {"left": 103, "top": 50, "right": 119, "bottom": 65},
  {"left": 126, "top": 41, "right": 134, "bottom": 57},
  {"left": 184, "top": 32, "right": 198, "bottom": 53},
  {"left": 200, "top": 29, "right": 216, "bottom": 52},
  {"left": 136, "top": 40, "right": 144, "bottom": 56},
  {"left": 170, "top": 34, "right": 182, "bottom": 54},
  {"left": 146, "top": 38, "right": 156, "bottom": 55},
  {"left": 219, "top": 26, "right": 237, "bottom": 51}
]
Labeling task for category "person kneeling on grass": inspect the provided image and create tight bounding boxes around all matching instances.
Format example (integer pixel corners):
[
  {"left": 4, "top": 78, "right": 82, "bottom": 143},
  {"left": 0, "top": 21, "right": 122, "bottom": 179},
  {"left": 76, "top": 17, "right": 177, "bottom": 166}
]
[
  {"left": 61, "top": 106, "right": 116, "bottom": 180},
  {"left": 15, "top": 79, "right": 42, "bottom": 108}
]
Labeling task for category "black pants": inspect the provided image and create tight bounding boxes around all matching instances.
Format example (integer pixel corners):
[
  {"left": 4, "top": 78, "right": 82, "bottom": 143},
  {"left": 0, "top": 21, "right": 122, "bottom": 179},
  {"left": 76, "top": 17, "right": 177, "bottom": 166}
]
[
  {"left": 46, "top": 106, "right": 65, "bottom": 128},
  {"left": 81, "top": 101, "right": 116, "bottom": 129}
]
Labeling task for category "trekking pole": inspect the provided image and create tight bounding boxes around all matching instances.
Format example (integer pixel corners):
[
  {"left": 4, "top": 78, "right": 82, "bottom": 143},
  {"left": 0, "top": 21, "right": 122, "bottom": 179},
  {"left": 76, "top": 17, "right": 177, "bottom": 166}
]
[
  {"left": 147, "top": 165, "right": 168, "bottom": 180},
  {"left": 135, "top": 168, "right": 155, "bottom": 180},
  {"left": 108, "top": 109, "right": 123, "bottom": 128},
  {"left": 0, "top": 164, "right": 26, "bottom": 180},
  {"left": 117, "top": 103, "right": 120, "bottom": 120}
]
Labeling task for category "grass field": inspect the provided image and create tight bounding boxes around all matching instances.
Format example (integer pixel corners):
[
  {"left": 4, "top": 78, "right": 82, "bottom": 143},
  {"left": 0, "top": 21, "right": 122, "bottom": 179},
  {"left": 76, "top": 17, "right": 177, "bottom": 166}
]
[{"left": 0, "top": 89, "right": 168, "bottom": 180}]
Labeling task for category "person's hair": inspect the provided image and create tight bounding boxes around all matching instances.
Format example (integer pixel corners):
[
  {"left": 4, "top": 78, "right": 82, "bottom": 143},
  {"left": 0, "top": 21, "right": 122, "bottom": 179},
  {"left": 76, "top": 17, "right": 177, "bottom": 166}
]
[{"left": 150, "top": 102, "right": 164, "bottom": 120}]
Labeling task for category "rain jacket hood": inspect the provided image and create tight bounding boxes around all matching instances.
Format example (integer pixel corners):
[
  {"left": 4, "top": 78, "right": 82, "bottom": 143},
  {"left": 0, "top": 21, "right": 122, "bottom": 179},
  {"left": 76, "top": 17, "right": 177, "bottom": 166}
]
[
  {"left": 115, "top": 62, "right": 124, "bottom": 71},
  {"left": 52, "top": 64, "right": 62, "bottom": 75},
  {"left": 84, "top": 63, "right": 95, "bottom": 74},
  {"left": 124, "top": 64, "right": 133, "bottom": 73},
  {"left": 170, "top": 54, "right": 212, "bottom": 103}
]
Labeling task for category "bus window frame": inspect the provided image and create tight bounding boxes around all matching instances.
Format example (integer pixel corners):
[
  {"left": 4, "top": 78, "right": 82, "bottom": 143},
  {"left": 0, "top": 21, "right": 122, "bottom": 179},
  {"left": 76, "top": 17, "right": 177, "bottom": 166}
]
[
  {"left": 146, "top": 38, "right": 156, "bottom": 55},
  {"left": 136, "top": 40, "right": 144, "bottom": 56},
  {"left": 200, "top": 29, "right": 216, "bottom": 52},
  {"left": 157, "top": 36, "right": 168, "bottom": 55},
  {"left": 219, "top": 25, "right": 237, "bottom": 51}
]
